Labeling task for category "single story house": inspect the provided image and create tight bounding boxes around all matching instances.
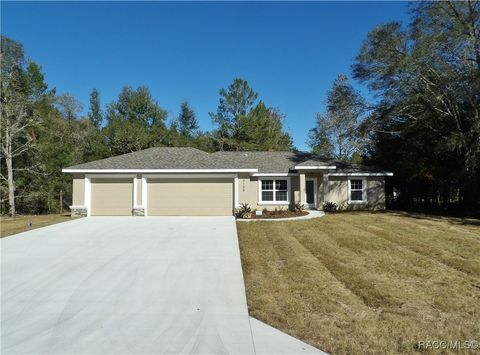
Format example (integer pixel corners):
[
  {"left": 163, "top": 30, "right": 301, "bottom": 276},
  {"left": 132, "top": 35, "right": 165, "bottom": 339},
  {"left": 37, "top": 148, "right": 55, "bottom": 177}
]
[{"left": 62, "top": 147, "right": 393, "bottom": 217}]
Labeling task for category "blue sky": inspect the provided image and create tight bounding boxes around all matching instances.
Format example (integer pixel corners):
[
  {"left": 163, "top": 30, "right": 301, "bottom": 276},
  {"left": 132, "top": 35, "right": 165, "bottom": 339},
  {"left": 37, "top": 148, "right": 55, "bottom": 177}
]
[{"left": 2, "top": 1, "right": 409, "bottom": 151}]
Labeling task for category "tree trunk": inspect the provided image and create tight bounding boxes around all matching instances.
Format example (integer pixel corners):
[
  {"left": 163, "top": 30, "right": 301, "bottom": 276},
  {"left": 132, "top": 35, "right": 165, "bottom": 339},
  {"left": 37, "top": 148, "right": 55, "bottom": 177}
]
[
  {"left": 5, "top": 127, "right": 15, "bottom": 217},
  {"left": 462, "top": 172, "right": 479, "bottom": 216},
  {"left": 59, "top": 188, "right": 63, "bottom": 214}
]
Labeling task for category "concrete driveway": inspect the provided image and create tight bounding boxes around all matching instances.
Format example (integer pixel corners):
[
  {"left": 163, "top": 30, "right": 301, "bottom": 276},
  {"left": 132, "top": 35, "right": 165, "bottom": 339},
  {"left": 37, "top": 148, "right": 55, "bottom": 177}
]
[{"left": 1, "top": 217, "right": 323, "bottom": 354}]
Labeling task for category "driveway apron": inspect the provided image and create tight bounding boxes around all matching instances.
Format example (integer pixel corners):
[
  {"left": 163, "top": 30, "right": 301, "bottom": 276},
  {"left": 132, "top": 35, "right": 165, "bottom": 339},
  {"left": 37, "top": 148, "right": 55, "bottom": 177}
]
[{"left": 1, "top": 217, "right": 254, "bottom": 354}]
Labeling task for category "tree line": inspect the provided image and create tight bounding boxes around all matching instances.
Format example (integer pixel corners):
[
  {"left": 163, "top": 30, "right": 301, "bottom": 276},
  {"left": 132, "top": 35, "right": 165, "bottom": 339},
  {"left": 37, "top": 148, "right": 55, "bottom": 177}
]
[
  {"left": 0, "top": 36, "right": 294, "bottom": 216},
  {"left": 1, "top": 1, "right": 478, "bottom": 217},
  {"left": 308, "top": 1, "right": 479, "bottom": 216}
]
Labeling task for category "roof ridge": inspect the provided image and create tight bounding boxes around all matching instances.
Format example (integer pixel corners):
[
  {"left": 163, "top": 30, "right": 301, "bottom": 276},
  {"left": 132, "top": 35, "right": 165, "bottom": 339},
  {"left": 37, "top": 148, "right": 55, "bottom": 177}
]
[{"left": 212, "top": 150, "right": 294, "bottom": 154}]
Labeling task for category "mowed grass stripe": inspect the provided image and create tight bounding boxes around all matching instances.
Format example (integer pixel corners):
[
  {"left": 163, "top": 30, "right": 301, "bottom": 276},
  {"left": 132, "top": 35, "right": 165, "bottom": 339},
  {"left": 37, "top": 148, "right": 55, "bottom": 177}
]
[
  {"left": 360, "top": 223, "right": 480, "bottom": 276},
  {"left": 293, "top": 222, "right": 404, "bottom": 309},
  {"left": 322, "top": 212, "right": 480, "bottom": 277},
  {"left": 237, "top": 224, "right": 289, "bottom": 319},
  {"left": 298, "top": 219, "right": 478, "bottom": 314},
  {"left": 237, "top": 212, "right": 480, "bottom": 354},
  {"left": 360, "top": 213, "right": 480, "bottom": 251},
  {"left": 353, "top": 213, "right": 480, "bottom": 276},
  {"left": 238, "top": 221, "right": 379, "bottom": 354},
  {"left": 382, "top": 212, "right": 480, "bottom": 237}
]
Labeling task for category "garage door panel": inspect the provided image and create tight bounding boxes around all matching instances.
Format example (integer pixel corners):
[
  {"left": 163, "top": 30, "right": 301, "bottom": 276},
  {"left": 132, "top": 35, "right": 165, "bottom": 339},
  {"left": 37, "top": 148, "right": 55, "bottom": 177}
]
[
  {"left": 147, "top": 178, "right": 233, "bottom": 216},
  {"left": 91, "top": 178, "right": 133, "bottom": 216}
]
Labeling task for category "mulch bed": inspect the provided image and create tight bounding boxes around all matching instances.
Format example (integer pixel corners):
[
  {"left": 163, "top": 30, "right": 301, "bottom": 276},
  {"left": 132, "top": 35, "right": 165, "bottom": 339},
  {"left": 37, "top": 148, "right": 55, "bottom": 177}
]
[{"left": 246, "top": 210, "right": 309, "bottom": 219}]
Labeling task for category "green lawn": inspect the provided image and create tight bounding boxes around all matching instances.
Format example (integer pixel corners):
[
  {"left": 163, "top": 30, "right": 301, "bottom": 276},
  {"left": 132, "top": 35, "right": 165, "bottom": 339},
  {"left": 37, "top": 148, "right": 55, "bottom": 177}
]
[
  {"left": 1, "top": 214, "right": 73, "bottom": 238},
  {"left": 237, "top": 211, "right": 480, "bottom": 354}
]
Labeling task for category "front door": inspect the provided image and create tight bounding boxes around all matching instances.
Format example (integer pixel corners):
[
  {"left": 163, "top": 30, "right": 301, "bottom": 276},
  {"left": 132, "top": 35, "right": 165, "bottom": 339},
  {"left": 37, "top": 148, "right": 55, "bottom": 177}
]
[{"left": 306, "top": 179, "right": 316, "bottom": 208}]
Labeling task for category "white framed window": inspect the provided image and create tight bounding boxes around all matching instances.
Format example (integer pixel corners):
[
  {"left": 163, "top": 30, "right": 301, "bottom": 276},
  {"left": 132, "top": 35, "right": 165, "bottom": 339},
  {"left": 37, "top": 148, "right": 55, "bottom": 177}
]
[
  {"left": 258, "top": 178, "right": 290, "bottom": 204},
  {"left": 348, "top": 177, "right": 367, "bottom": 204}
]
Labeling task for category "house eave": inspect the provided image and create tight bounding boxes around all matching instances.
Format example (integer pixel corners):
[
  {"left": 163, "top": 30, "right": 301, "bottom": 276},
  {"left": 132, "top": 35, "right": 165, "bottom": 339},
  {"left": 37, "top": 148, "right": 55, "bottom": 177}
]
[
  {"left": 251, "top": 172, "right": 299, "bottom": 177},
  {"left": 294, "top": 165, "right": 337, "bottom": 170},
  {"left": 62, "top": 168, "right": 259, "bottom": 174},
  {"left": 328, "top": 172, "right": 393, "bottom": 177}
]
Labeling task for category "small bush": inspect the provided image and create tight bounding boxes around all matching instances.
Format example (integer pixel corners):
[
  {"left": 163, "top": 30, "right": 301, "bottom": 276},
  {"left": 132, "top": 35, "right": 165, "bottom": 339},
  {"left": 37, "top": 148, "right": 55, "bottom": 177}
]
[
  {"left": 291, "top": 202, "right": 306, "bottom": 212},
  {"left": 236, "top": 203, "right": 252, "bottom": 218},
  {"left": 323, "top": 201, "right": 338, "bottom": 212}
]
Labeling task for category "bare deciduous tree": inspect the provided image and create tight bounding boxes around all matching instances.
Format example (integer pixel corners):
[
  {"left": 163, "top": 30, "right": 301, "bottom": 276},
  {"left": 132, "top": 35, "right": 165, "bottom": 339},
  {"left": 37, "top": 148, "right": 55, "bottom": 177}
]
[
  {"left": 1, "top": 80, "right": 42, "bottom": 216},
  {"left": 1, "top": 35, "right": 46, "bottom": 216}
]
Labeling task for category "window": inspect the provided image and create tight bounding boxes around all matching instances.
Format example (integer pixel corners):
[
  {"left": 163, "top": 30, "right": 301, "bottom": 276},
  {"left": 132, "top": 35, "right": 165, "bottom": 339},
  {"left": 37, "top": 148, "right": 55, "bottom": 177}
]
[
  {"left": 349, "top": 178, "right": 365, "bottom": 203},
  {"left": 259, "top": 178, "right": 289, "bottom": 203},
  {"left": 275, "top": 179, "right": 288, "bottom": 201},
  {"left": 261, "top": 180, "right": 274, "bottom": 201}
]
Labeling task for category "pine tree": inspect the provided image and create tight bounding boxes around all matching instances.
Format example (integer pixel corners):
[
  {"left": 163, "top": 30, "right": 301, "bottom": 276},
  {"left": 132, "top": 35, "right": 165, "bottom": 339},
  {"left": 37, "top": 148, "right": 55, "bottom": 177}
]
[
  {"left": 177, "top": 100, "right": 198, "bottom": 137},
  {"left": 209, "top": 78, "right": 258, "bottom": 150},
  {"left": 88, "top": 88, "right": 103, "bottom": 127}
]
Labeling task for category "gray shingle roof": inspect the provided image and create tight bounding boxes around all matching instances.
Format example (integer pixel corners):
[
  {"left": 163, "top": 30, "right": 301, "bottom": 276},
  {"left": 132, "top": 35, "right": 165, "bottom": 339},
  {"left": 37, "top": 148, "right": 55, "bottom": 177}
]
[
  {"left": 330, "top": 161, "right": 392, "bottom": 174},
  {"left": 294, "top": 159, "right": 336, "bottom": 167},
  {"left": 65, "top": 147, "right": 213, "bottom": 170},
  {"left": 210, "top": 151, "right": 309, "bottom": 173},
  {"left": 64, "top": 147, "right": 390, "bottom": 174}
]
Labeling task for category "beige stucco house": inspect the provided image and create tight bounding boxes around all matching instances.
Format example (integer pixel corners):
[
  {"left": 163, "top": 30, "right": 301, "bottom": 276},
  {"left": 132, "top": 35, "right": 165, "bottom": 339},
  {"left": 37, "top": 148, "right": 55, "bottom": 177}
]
[{"left": 62, "top": 147, "right": 393, "bottom": 217}]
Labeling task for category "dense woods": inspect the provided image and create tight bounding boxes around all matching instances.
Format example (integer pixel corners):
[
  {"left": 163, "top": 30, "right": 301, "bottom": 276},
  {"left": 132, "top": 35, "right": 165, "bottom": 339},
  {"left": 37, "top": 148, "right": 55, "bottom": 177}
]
[
  {"left": 0, "top": 37, "right": 293, "bottom": 216},
  {"left": 1, "top": 1, "right": 479, "bottom": 217},
  {"left": 360, "top": 1, "right": 479, "bottom": 216},
  {"left": 310, "top": 1, "right": 480, "bottom": 216}
]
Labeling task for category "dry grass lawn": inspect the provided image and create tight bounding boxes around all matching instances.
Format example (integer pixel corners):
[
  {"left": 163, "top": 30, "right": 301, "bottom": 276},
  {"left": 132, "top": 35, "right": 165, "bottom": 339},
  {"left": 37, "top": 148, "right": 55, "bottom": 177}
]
[
  {"left": 1, "top": 214, "right": 72, "bottom": 238},
  {"left": 237, "top": 211, "right": 480, "bottom": 354}
]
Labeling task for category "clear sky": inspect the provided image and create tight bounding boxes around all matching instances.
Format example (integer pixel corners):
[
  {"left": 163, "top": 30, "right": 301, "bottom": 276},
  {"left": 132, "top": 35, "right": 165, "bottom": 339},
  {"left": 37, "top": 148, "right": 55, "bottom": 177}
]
[{"left": 2, "top": 1, "right": 409, "bottom": 151}]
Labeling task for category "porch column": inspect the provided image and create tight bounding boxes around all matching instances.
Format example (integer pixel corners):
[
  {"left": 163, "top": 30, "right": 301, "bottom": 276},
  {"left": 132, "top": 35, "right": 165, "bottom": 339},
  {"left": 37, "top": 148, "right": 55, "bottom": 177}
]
[
  {"left": 322, "top": 172, "right": 329, "bottom": 205},
  {"left": 299, "top": 172, "right": 306, "bottom": 205}
]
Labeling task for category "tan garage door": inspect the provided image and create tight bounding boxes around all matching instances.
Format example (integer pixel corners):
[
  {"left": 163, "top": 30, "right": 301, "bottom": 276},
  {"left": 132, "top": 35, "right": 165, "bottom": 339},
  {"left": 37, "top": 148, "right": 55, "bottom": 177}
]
[
  {"left": 91, "top": 178, "right": 133, "bottom": 216},
  {"left": 147, "top": 178, "right": 233, "bottom": 216}
]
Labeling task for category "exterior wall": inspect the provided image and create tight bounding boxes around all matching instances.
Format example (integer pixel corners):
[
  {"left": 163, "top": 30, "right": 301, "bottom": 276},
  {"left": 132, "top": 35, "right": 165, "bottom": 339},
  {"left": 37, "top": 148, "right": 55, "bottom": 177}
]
[
  {"left": 305, "top": 172, "right": 325, "bottom": 208},
  {"left": 325, "top": 176, "right": 385, "bottom": 210},
  {"left": 365, "top": 177, "right": 386, "bottom": 210},
  {"left": 325, "top": 176, "right": 349, "bottom": 207},
  {"left": 291, "top": 176, "right": 300, "bottom": 206},
  {"left": 237, "top": 172, "right": 385, "bottom": 211},
  {"left": 237, "top": 173, "right": 300, "bottom": 211},
  {"left": 72, "top": 174, "right": 85, "bottom": 206},
  {"left": 237, "top": 173, "right": 258, "bottom": 208},
  {"left": 68, "top": 172, "right": 386, "bottom": 216}
]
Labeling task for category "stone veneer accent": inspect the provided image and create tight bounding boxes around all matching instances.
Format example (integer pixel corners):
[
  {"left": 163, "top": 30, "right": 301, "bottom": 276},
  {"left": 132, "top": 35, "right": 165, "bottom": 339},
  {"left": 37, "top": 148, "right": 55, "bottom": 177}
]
[
  {"left": 70, "top": 206, "right": 87, "bottom": 217},
  {"left": 133, "top": 207, "right": 145, "bottom": 216}
]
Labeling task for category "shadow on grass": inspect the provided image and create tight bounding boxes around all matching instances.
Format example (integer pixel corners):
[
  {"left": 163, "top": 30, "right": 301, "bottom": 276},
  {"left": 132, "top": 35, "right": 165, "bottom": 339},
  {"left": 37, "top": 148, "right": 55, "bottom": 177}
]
[{"left": 385, "top": 210, "right": 480, "bottom": 227}]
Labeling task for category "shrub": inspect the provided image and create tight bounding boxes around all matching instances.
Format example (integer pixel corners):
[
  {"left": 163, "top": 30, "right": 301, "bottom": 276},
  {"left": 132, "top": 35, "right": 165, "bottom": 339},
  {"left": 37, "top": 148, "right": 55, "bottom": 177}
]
[
  {"left": 323, "top": 201, "right": 338, "bottom": 212},
  {"left": 236, "top": 203, "right": 252, "bottom": 218},
  {"left": 291, "top": 202, "right": 306, "bottom": 212}
]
